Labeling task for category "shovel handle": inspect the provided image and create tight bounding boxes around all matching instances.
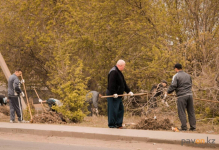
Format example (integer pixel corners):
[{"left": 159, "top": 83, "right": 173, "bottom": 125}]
[
  {"left": 21, "top": 75, "right": 33, "bottom": 121},
  {"left": 101, "top": 93, "right": 148, "bottom": 98},
  {"left": 34, "top": 88, "right": 47, "bottom": 112}
]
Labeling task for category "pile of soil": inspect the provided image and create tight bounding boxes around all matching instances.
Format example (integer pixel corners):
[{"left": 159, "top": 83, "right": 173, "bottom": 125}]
[
  {"left": 0, "top": 106, "right": 10, "bottom": 116},
  {"left": 32, "top": 111, "right": 66, "bottom": 124},
  {"left": 133, "top": 118, "right": 173, "bottom": 130}
]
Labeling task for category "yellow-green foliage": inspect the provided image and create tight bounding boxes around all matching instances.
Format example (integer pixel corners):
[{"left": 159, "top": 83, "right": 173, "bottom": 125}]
[
  {"left": 23, "top": 108, "right": 35, "bottom": 121},
  {"left": 47, "top": 55, "right": 89, "bottom": 122},
  {"left": 0, "top": 0, "right": 219, "bottom": 118},
  {"left": 213, "top": 117, "right": 219, "bottom": 125}
]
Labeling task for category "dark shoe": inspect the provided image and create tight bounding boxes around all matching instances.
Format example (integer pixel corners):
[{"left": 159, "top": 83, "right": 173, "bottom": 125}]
[
  {"left": 189, "top": 128, "right": 196, "bottom": 131},
  {"left": 179, "top": 128, "right": 187, "bottom": 131},
  {"left": 117, "top": 126, "right": 126, "bottom": 129},
  {"left": 109, "top": 126, "right": 117, "bottom": 128}
]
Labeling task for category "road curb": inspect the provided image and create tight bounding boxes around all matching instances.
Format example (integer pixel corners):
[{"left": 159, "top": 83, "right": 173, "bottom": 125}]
[{"left": 0, "top": 126, "right": 218, "bottom": 148}]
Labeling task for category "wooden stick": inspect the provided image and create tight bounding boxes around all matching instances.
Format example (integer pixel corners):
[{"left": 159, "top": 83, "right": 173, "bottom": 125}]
[
  {"left": 168, "top": 94, "right": 219, "bottom": 103},
  {"left": 101, "top": 90, "right": 219, "bottom": 103},
  {"left": 21, "top": 75, "right": 33, "bottom": 121},
  {"left": 194, "top": 98, "right": 219, "bottom": 104},
  {"left": 101, "top": 93, "right": 148, "bottom": 98},
  {"left": 33, "top": 88, "right": 47, "bottom": 112},
  {"left": 102, "top": 92, "right": 219, "bottom": 103}
]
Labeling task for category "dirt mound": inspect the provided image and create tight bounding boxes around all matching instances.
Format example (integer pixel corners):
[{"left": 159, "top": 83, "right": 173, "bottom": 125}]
[
  {"left": 133, "top": 118, "right": 173, "bottom": 130},
  {"left": 32, "top": 111, "right": 66, "bottom": 124},
  {"left": 0, "top": 106, "right": 10, "bottom": 116}
]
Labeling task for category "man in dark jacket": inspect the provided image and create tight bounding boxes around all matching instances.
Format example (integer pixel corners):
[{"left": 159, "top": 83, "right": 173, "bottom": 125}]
[
  {"left": 167, "top": 63, "right": 196, "bottom": 131},
  {"left": 150, "top": 80, "right": 168, "bottom": 107},
  {"left": 106, "top": 59, "right": 134, "bottom": 129}
]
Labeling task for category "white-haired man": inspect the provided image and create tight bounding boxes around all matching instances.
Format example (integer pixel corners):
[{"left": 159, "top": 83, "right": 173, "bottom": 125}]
[{"left": 106, "top": 59, "right": 133, "bottom": 129}]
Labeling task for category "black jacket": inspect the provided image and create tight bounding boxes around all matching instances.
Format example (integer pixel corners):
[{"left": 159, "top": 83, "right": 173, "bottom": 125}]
[
  {"left": 107, "top": 66, "right": 130, "bottom": 96},
  {"left": 150, "top": 83, "right": 165, "bottom": 98},
  {"left": 167, "top": 71, "right": 192, "bottom": 96}
]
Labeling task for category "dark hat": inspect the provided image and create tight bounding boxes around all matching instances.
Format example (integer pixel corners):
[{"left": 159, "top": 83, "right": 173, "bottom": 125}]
[
  {"left": 15, "top": 68, "right": 22, "bottom": 72},
  {"left": 161, "top": 80, "right": 167, "bottom": 85},
  {"left": 174, "top": 63, "right": 182, "bottom": 69}
]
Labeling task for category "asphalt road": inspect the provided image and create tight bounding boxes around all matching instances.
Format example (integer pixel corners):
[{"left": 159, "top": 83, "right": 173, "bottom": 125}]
[
  {"left": 0, "top": 132, "right": 216, "bottom": 150},
  {"left": 0, "top": 139, "right": 121, "bottom": 150}
]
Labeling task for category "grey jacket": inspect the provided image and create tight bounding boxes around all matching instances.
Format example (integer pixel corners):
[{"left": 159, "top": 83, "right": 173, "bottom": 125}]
[
  {"left": 8, "top": 74, "right": 22, "bottom": 97},
  {"left": 86, "top": 91, "right": 99, "bottom": 108},
  {"left": 167, "top": 71, "right": 192, "bottom": 97}
]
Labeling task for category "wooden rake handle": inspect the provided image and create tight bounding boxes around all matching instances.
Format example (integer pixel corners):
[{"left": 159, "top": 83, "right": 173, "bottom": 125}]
[
  {"left": 101, "top": 93, "right": 148, "bottom": 98},
  {"left": 21, "top": 75, "right": 33, "bottom": 121},
  {"left": 168, "top": 94, "right": 219, "bottom": 103},
  {"left": 33, "top": 88, "right": 47, "bottom": 112}
]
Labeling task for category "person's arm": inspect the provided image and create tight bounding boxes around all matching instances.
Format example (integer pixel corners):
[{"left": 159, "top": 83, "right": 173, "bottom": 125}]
[
  {"left": 190, "top": 76, "right": 192, "bottom": 84},
  {"left": 124, "top": 79, "right": 131, "bottom": 94},
  {"left": 108, "top": 71, "right": 118, "bottom": 94},
  {"left": 14, "top": 78, "right": 22, "bottom": 95},
  {"left": 162, "top": 91, "right": 167, "bottom": 100},
  {"left": 154, "top": 84, "right": 163, "bottom": 96},
  {"left": 39, "top": 99, "right": 47, "bottom": 103},
  {"left": 167, "top": 74, "right": 178, "bottom": 94},
  {"left": 150, "top": 85, "right": 157, "bottom": 94}
]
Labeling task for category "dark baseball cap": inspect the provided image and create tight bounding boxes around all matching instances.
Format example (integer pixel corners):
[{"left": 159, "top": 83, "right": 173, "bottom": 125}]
[{"left": 174, "top": 63, "right": 182, "bottom": 69}]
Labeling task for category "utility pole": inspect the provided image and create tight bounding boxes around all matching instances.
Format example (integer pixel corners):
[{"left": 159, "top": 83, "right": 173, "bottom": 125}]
[{"left": 0, "top": 52, "right": 27, "bottom": 109}]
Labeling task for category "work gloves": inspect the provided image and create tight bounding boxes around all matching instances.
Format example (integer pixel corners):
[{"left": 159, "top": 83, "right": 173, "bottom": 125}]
[
  {"left": 128, "top": 91, "right": 134, "bottom": 96},
  {"left": 39, "top": 99, "right": 43, "bottom": 103},
  {"left": 113, "top": 94, "right": 118, "bottom": 98},
  {"left": 114, "top": 92, "right": 134, "bottom": 98},
  {"left": 20, "top": 79, "right": 25, "bottom": 84},
  {"left": 165, "top": 102, "right": 169, "bottom": 107},
  {"left": 162, "top": 99, "right": 169, "bottom": 107},
  {"left": 95, "top": 108, "right": 99, "bottom": 115},
  {"left": 21, "top": 92, "right": 25, "bottom": 97}
]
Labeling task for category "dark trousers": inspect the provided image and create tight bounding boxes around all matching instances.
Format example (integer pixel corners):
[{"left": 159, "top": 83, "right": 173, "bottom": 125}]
[
  {"left": 177, "top": 95, "right": 196, "bottom": 130},
  {"left": 87, "top": 103, "right": 92, "bottom": 116},
  {"left": 107, "top": 97, "right": 124, "bottom": 128},
  {"left": 9, "top": 96, "right": 23, "bottom": 121},
  {"left": 150, "top": 97, "right": 157, "bottom": 108}
]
